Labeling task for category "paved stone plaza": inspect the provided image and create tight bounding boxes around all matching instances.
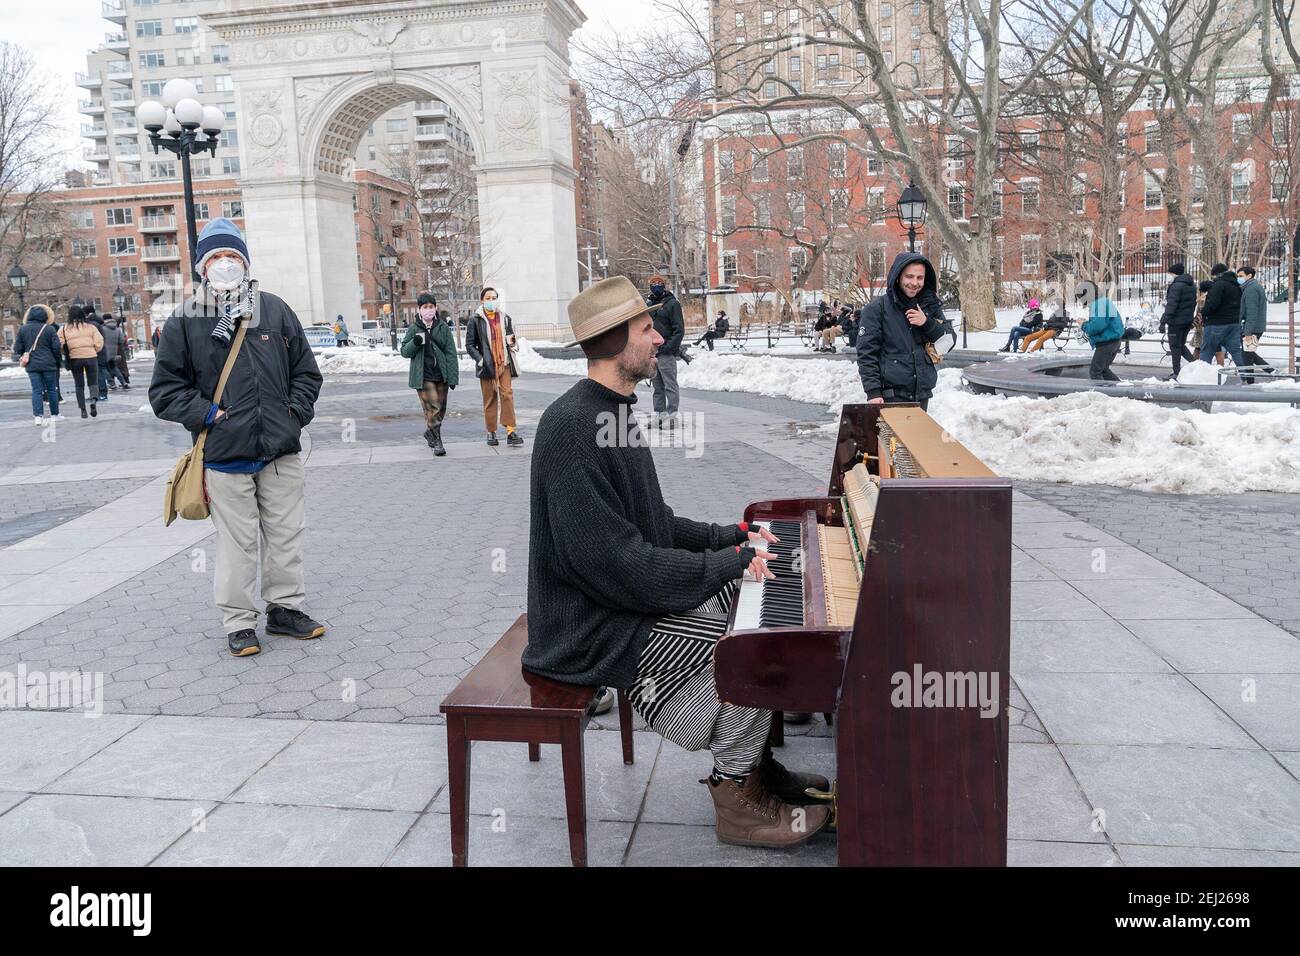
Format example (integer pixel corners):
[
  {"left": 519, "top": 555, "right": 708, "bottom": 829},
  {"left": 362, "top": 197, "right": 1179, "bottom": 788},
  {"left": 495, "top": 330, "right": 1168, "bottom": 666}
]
[{"left": 0, "top": 361, "right": 1297, "bottom": 866}]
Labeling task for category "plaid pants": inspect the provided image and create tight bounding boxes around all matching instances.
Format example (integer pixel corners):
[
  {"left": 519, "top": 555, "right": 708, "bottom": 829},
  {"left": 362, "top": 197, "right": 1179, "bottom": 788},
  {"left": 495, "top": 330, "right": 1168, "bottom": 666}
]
[{"left": 626, "top": 580, "right": 772, "bottom": 776}]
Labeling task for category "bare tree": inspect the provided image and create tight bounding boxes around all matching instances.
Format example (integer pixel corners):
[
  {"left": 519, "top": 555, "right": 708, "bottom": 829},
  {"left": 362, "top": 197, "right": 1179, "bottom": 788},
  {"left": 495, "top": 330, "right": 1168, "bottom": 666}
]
[{"left": 0, "top": 41, "right": 72, "bottom": 325}]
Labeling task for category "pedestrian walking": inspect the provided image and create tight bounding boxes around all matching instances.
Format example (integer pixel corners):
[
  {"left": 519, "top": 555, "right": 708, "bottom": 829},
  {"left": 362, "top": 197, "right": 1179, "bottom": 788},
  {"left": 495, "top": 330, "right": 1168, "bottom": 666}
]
[
  {"left": 114, "top": 314, "right": 132, "bottom": 386},
  {"left": 1199, "top": 263, "right": 1246, "bottom": 367},
  {"left": 151, "top": 326, "right": 161, "bottom": 350},
  {"left": 58, "top": 304, "right": 104, "bottom": 418},
  {"left": 149, "top": 217, "right": 325, "bottom": 658},
  {"left": 1081, "top": 292, "right": 1125, "bottom": 382},
  {"left": 14, "top": 305, "right": 62, "bottom": 424},
  {"left": 464, "top": 286, "right": 523, "bottom": 447},
  {"left": 856, "top": 252, "right": 950, "bottom": 410},
  {"left": 101, "top": 316, "right": 130, "bottom": 391},
  {"left": 1159, "top": 262, "right": 1197, "bottom": 377},
  {"left": 400, "top": 292, "right": 459, "bottom": 456},
  {"left": 334, "top": 314, "right": 349, "bottom": 347},
  {"left": 1237, "top": 265, "right": 1273, "bottom": 383},
  {"left": 84, "top": 309, "right": 111, "bottom": 402},
  {"left": 645, "top": 273, "right": 684, "bottom": 427}
]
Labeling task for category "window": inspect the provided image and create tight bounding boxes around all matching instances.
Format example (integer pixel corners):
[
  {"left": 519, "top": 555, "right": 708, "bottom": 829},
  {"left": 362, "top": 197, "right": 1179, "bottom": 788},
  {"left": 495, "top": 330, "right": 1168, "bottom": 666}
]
[
  {"left": 754, "top": 196, "right": 771, "bottom": 227},
  {"left": 1271, "top": 113, "right": 1289, "bottom": 147},
  {"left": 219, "top": 128, "right": 238, "bottom": 149},
  {"left": 175, "top": 48, "right": 199, "bottom": 67},
  {"left": 174, "top": 16, "right": 198, "bottom": 33},
  {"left": 190, "top": 158, "right": 210, "bottom": 177},
  {"left": 1143, "top": 120, "right": 1159, "bottom": 154},
  {"left": 71, "top": 238, "right": 97, "bottom": 258},
  {"left": 1020, "top": 179, "right": 1039, "bottom": 214},
  {"left": 222, "top": 201, "right": 243, "bottom": 218},
  {"left": 763, "top": 59, "right": 776, "bottom": 75},
  {"left": 213, "top": 75, "right": 233, "bottom": 93},
  {"left": 367, "top": 144, "right": 377, "bottom": 161},
  {"left": 108, "top": 236, "right": 136, "bottom": 256},
  {"left": 882, "top": 3, "right": 894, "bottom": 16},
  {"left": 786, "top": 146, "right": 804, "bottom": 178},
  {"left": 869, "top": 243, "right": 887, "bottom": 279},
  {"left": 1021, "top": 235, "right": 1040, "bottom": 274},
  {"left": 789, "top": 55, "right": 800, "bottom": 73},
  {"left": 386, "top": 118, "right": 409, "bottom": 133},
  {"left": 388, "top": 142, "right": 409, "bottom": 155},
  {"left": 1233, "top": 113, "right": 1251, "bottom": 139},
  {"left": 1142, "top": 229, "right": 1162, "bottom": 266},
  {"left": 867, "top": 154, "right": 882, "bottom": 174},
  {"left": 752, "top": 152, "right": 769, "bottom": 181},
  {"left": 141, "top": 80, "right": 164, "bottom": 97},
  {"left": 1270, "top": 161, "right": 1288, "bottom": 202},
  {"left": 1117, "top": 171, "right": 1126, "bottom": 208},
  {"left": 212, "top": 45, "right": 230, "bottom": 64},
  {"left": 222, "top": 157, "right": 241, "bottom": 175},
  {"left": 138, "top": 51, "right": 165, "bottom": 69},
  {"left": 831, "top": 188, "right": 850, "bottom": 224},
  {"left": 735, "top": 12, "right": 745, "bottom": 27},
  {"left": 1019, "top": 131, "right": 1038, "bottom": 161},
  {"left": 1190, "top": 165, "right": 1206, "bottom": 205},
  {"left": 193, "top": 202, "right": 209, "bottom": 220},
  {"left": 69, "top": 209, "right": 95, "bottom": 230},
  {"left": 105, "top": 207, "right": 133, "bottom": 226},
  {"left": 1115, "top": 122, "right": 1127, "bottom": 159},
  {"left": 762, "top": 9, "right": 775, "bottom": 26},
  {"left": 1072, "top": 176, "right": 1087, "bottom": 215},
  {"left": 754, "top": 248, "right": 771, "bottom": 279},
  {"left": 722, "top": 252, "right": 738, "bottom": 284},
  {"left": 991, "top": 179, "right": 1003, "bottom": 218},
  {"left": 787, "top": 192, "right": 805, "bottom": 228},
  {"left": 828, "top": 142, "right": 846, "bottom": 177},
  {"left": 882, "top": 26, "right": 893, "bottom": 42},
  {"left": 912, "top": 1, "right": 921, "bottom": 14},
  {"left": 149, "top": 160, "right": 175, "bottom": 178},
  {"left": 789, "top": 247, "right": 807, "bottom": 285},
  {"left": 910, "top": 48, "right": 921, "bottom": 64},
  {"left": 1144, "top": 172, "right": 1163, "bottom": 209},
  {"left": 719, "top": 149, "right": 735, "bottom": 177},
  {"left": 721, "top": 195, "right": 736, "bottom": 232},
  {"left": 763, "top": 80, "right": 778, "bottom": 99},
  {"left": 1232, "top": 162, "right": 1252, "bottom": 203},
  {"left": 135, "top": 19, "right": 163, "bottom": 37},
  {"left": 884, "top": 50, "right": 893, "bottom": 67},
  {"left": 111, "top": 265, "right": 139, "bottom": 284},
  {"left": 869, "top": 187, "right": 886, "bottom": 223},
  {"left": 947, "top": 182, "right": 965, "bottom": 220}
]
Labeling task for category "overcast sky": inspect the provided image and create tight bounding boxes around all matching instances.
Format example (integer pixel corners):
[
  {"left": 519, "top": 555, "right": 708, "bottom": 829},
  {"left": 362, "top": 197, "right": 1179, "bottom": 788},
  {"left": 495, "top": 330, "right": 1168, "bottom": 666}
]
[{"left": 8, "top": 0, "right": 649, "bottom": 170}]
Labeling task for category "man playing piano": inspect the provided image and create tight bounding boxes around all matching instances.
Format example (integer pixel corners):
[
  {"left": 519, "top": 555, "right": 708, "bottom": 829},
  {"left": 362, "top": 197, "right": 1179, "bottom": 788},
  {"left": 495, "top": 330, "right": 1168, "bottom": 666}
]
[{"left": 524, "top": 276, "right": 832, "bottom": 849}]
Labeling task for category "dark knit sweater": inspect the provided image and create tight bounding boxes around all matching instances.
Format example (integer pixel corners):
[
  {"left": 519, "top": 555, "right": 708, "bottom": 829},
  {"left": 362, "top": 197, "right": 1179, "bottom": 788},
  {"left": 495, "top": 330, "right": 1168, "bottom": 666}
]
[{"left": 523, "top": 378, "right": 752, "bottom": 688}]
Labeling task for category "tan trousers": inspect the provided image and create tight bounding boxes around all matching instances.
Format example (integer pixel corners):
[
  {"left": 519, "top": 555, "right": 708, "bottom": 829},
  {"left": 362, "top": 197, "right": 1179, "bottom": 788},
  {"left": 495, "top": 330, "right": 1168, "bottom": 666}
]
[
  {"left": 479, "top": 363, "right": 516, "bottom": 432},
  {"left": 1020, "top": 329, "right": 1058, "bottom": 352},
  {"left": 418, "top": 381, "right": 449, "bottom": 429},
  {"left": 206, "top": 453, "right": 307, "bottom": 634},
  {"left": 819, "top": 328, "right": 838, "bottom": 347}
]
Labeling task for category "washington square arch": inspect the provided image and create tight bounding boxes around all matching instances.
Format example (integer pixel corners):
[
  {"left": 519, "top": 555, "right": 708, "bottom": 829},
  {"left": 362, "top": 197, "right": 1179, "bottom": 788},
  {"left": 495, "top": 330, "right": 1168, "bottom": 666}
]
[{"left": 203, "top": 0, "right": 583, "bottom": 328}]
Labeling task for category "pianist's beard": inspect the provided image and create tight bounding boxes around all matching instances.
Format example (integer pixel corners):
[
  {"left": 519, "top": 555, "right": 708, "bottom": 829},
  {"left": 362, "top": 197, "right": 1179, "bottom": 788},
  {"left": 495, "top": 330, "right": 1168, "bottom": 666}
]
[{"left": 618, "top": 341, "right": 659, "bottom": 386}]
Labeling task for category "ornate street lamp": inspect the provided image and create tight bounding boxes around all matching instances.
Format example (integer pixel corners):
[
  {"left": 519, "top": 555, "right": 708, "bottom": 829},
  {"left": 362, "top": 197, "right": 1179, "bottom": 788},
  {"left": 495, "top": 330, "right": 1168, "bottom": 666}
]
[
  {"left": 379, "top": 242, "right": 399, "bottom": 349},
  {"left": 139, "top": 79, "right": 225, "bottom": 282},
  {"left": 113, "top": 286, "right": 127, "bottom": 315},
  {"left": 7, "top": 264, "right": 28, "bottom": 316},
  {"left": 896, "top": 180, "right": 928, "bottom": 254}
]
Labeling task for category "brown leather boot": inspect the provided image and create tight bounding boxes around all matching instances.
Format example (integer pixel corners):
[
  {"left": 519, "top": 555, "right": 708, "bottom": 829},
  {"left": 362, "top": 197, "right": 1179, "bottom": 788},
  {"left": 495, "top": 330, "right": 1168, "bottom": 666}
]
[
  {"left": 703, "top": 772, "right": 831, "bottom": 848},
  {"left": 759, "top": 753, "right": 831, "bottom": 805}
]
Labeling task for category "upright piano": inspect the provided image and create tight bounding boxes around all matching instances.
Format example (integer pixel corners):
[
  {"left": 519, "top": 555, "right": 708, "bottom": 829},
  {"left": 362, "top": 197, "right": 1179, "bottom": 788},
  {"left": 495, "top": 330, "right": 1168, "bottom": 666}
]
[{"left": 714, "top": 403, "right": 1012, "bottom": 866}]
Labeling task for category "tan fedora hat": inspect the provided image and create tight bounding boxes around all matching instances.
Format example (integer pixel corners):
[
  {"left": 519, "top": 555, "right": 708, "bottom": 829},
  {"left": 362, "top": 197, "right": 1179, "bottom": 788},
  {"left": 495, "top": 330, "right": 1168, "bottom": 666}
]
[{"left": 564, "top": 276, "right": 654, "bottom": 348}]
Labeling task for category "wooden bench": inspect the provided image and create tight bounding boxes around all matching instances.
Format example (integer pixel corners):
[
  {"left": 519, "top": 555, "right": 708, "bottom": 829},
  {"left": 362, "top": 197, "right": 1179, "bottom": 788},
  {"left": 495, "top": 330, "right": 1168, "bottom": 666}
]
[{"left": 439, "top": 613, "right": 634, "bottom": 867}]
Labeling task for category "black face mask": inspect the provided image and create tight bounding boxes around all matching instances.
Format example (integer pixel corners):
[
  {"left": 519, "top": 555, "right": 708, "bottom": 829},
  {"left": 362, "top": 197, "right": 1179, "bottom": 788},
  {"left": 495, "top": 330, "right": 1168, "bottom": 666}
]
[{"left": 650, "top": 284, "right": 665, "bottom": 297}]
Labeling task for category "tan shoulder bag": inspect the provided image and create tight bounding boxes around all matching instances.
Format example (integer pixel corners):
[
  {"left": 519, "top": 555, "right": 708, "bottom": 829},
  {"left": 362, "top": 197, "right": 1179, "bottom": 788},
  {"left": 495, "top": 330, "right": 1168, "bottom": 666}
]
[{"left": 163, "top": 320, "right": 249, "bottom": 526}]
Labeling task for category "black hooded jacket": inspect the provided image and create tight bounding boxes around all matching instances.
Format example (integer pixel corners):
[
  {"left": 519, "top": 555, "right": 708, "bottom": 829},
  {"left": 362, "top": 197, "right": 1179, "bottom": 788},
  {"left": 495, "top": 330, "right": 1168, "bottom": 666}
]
[
  {"left": 14, "top": 314, "right": 61, "bottom": 373},
  {"left": 646, "top": 289, "right": 684, "bottom": 355},
  {"left": 1160, "top": 273, "right": 1197, "bottom": 330},
  {"left": 1201, "top": 270, "right": 1243, "bottom": 326},
  {"left": 856, "top": 252, "right": 950, "bottom": 402},
  {"left": 149, "top": 290, "right": 322, "bottom": 464}
]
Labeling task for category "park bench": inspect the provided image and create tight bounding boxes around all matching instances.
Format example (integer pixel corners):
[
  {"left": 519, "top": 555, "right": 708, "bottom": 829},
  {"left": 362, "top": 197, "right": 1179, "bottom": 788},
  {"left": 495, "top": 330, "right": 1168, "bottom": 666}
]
[{"left": 439, "top": 613, "right": 634, "bottom": 867}]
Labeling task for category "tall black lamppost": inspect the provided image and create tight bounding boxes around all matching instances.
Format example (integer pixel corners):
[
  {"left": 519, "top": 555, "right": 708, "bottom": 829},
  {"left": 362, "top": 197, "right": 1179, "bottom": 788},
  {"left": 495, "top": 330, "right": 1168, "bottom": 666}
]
[
  {"left": 7, "top": 264, "right": 28, "bottom": 316},
  {"left": 896, "top": 180, "right": 928, "bottom": 254},
  {"left": 138, "top": 80, "right": 225, "bottom": 282},
  {"left": 113, "top": 286, "right": 126, "bottom": 316},
  {"left": 380, "top": 243, "right": 399, "bottom": 350}
]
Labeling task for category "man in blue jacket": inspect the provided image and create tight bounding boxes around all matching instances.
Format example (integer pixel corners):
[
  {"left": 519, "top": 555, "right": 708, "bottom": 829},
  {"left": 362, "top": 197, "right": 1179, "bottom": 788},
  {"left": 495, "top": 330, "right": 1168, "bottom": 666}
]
[
  {"left": 1081, "top": 289, "right": 1125, "bottom": 382},
  {"left": 150, "top": 218, "right": 325, "bottom": 658},
  {"left": 1237, "top": 265, "right": 1272, "bottom": 382}
]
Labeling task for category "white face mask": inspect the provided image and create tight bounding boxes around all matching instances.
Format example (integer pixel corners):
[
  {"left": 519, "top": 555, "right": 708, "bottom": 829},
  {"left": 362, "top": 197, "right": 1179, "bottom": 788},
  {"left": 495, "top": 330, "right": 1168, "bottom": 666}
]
[
  {"left": 206, "top": 257, "right": 246, "bottom": 292},
  {"left": 483, "top": 299, "right": 499, "bottom": 313}
]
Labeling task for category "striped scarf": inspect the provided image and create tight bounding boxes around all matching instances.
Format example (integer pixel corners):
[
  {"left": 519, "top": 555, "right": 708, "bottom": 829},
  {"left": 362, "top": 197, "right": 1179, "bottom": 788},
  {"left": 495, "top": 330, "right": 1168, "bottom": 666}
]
[{"left": 208, "top": 279, "right": 257, "bottom": 345}]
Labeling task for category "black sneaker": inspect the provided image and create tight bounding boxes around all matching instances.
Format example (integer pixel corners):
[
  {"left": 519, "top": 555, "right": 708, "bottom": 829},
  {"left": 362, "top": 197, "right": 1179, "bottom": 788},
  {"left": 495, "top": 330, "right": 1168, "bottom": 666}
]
[
  {"left": 89, "top": 403, "right": 97, "bottom": 418},
  {"left": 265, "top": 605, "right": 326, "bottom": 640},
  {"left": 228, "top": 629, "right": 261, "bottom": 657},
  {"left": 486, "top": 432, "right": 499, "bottom": 446},
  {"left": 506, "top": 431, "right": 524, "bottom": 447}
]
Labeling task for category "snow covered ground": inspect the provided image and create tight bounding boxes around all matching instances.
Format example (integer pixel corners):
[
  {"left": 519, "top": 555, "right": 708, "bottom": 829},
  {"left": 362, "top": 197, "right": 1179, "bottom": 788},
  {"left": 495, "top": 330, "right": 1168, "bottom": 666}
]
[{"left": 314, "top": 336, "right": 1300, "bottom": 495}]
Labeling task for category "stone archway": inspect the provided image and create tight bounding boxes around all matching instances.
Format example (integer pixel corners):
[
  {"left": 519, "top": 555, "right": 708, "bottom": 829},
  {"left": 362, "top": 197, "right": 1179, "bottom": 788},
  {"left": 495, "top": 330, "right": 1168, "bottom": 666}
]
[{"left": 204, "top": 0, "right": 584, "bottom": 329}]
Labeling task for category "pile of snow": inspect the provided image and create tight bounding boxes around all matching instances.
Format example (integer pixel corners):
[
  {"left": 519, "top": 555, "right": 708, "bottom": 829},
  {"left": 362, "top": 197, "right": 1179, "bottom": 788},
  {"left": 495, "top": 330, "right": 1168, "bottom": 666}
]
[
  {"left": 1176, "top": 360, "right": 1222, "bottom": 385},
  {"left": 316, "top": 349, "right": 407, "bottom": 375},
  {"left": 0, "top": 365, "right": 28, "bottom": 379},
  {"left": 513, "top": 338, "right": 585, "bottom": 374}
]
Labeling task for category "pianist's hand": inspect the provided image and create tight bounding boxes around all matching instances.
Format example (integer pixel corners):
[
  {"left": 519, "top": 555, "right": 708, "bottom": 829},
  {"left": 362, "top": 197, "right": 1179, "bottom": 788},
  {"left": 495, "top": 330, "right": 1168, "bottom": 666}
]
[
  {"left": 867, "top": 396, "right": 885, "bottom": 405},
  {"left": 743, "top": 547, "right": 775, "bottom": 581},
  {"left": 748, "top": 525, "right": 780, "bottom": 547}
]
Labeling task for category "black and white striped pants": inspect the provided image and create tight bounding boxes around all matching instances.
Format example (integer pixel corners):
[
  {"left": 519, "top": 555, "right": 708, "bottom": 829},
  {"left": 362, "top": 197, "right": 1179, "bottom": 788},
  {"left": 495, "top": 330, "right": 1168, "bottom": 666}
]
[{"left": 626, "top": 580, "right": 772, "bottom": 776}]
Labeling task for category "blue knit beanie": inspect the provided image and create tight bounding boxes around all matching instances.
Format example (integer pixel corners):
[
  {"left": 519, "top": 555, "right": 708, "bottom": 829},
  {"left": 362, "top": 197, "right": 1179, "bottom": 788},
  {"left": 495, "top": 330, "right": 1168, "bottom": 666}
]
[{"left": 194, "top": 217, "right": 250, "bottom": 275}]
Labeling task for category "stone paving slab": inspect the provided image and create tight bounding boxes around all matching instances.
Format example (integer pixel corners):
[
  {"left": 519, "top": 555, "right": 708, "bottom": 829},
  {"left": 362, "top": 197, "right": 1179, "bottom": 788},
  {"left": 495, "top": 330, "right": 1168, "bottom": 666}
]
[
  {"left": 0, "top": 793, "right": 214, "bottom": 867},
  {"left": 1012, "top": 620, "right": 1175, "bottom": 674},
  {"left": 1185, "top": 674, "right": 1300, "bottom": 751},
  {"left": 0, "top": 711, "right": 148, "bottom": 792},
  {"left": 387, "top": 812, "right": 635, "bottom": 867},
  {"left": 1122, "top": 618, "right": 1300, "bottom": 673}
]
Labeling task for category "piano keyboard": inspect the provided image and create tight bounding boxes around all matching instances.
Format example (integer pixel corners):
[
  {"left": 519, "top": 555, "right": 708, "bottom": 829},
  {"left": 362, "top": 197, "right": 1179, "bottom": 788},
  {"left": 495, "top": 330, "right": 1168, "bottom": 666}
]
[{"left": 731, "top": 518, "right": 802, "bottom": 630}]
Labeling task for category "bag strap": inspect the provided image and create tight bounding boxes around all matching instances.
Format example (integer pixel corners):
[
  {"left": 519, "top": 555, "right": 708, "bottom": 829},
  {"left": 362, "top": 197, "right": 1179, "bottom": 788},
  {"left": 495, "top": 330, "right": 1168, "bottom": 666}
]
[{"left": 212, "top": 318, "right": 250, "bottom": 408}]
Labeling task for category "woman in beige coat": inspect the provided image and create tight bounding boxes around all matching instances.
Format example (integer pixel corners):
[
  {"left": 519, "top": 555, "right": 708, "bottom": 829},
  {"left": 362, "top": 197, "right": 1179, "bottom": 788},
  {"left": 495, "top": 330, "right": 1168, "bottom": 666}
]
[{"left": 58, "top": 305, "right": 104, "bottom": 418}]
